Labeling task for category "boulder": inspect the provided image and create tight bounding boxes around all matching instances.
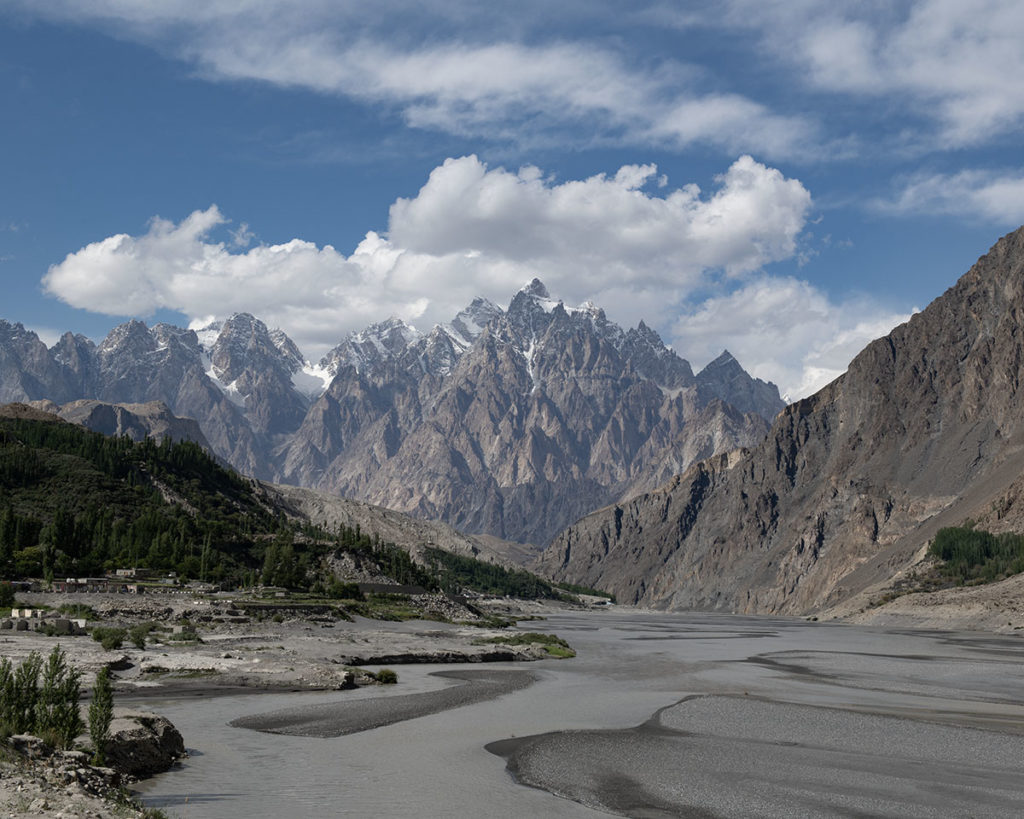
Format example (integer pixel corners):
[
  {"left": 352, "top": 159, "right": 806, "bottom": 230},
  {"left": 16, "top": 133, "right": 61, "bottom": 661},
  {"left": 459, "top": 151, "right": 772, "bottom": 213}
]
[{"left": 103, "top": 709, "right": 185, "bottom": 778}]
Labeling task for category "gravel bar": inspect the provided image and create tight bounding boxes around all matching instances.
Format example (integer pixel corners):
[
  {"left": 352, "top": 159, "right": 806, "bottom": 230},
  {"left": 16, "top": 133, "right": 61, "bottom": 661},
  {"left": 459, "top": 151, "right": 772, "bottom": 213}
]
[{"left": 230, "top": 668, "right": 536, "bottom": 737}]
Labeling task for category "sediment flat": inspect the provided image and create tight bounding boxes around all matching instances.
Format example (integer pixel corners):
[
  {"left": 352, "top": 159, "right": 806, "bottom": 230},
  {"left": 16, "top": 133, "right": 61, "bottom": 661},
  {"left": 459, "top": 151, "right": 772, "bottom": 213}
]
[
  {"left": 231, "top": 668, "right": 535, "bottom": 737},
  {"left": 490, "top": 693, "right": 1024, "bottom": 817}
]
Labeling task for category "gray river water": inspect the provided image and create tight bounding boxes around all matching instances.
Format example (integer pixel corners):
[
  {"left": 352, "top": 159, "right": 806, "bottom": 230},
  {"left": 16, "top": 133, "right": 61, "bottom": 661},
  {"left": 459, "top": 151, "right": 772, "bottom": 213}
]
[{"left": 134, "top": 610, "right": 1024, "bottom": 817}]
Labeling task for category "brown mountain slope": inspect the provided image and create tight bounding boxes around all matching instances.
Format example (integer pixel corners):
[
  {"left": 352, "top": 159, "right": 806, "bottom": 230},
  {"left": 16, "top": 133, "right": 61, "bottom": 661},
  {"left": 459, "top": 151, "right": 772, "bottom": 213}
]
[
  {"left": 261, "top": 482, "right": 537, "bottom": 568},
  {"left": 538, "top": 226, "right": 1024, "bottom": 615}
]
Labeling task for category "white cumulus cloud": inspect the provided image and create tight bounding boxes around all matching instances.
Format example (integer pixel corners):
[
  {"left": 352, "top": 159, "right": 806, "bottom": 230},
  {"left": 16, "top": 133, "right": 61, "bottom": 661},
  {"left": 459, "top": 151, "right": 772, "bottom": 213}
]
[
  {"left": 44, "top": 155, "right": 823, "bottom": 389},
  {"left": 672, "top": 277, "right": 914, "bottom": 400}
]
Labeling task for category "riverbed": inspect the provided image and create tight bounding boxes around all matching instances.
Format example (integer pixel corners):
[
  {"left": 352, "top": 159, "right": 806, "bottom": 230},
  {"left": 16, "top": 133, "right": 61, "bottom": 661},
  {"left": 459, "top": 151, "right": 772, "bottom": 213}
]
[{"left": 134, "top": 610, "right": 1024, "bottom": 817}]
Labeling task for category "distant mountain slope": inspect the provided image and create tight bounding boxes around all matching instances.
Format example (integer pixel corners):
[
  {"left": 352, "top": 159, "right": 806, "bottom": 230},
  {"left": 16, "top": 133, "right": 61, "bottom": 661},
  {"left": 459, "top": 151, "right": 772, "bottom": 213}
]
[
  {"left": 538, "top": 226, "right": 1024, "bottom": 614},
  {"left": 0, "top": 406, "right": 550, "bottom": 595},
  {"left": 262, "top": 483, "right": 535, "bottom": 568}
]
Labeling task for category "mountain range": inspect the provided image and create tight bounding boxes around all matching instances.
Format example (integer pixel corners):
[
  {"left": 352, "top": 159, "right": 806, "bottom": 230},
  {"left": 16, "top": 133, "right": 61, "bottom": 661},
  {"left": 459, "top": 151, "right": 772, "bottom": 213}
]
[
  {"left": 538, "top": 226, "right": 1024, "bottom": 615},
  {"left": 0, "top": 280, "right": 783, "bottom": 547}
]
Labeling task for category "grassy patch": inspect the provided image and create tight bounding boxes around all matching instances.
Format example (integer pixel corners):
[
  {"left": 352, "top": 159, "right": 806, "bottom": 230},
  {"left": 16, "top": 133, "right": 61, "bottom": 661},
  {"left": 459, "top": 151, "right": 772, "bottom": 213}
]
[{"left": 476, "top": 631, "right": 576, "bottom": 658}]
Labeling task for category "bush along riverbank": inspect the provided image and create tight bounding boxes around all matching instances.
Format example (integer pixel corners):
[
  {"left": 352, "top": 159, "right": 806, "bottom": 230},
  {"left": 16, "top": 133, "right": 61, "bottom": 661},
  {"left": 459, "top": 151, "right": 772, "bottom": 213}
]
[{"left": 0, "top": 646, "right": 183, "bottom": 818}]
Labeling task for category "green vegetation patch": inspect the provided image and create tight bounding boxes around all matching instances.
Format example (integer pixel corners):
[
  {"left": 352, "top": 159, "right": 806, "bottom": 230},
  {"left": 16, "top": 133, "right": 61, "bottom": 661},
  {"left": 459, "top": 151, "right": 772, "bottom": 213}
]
[
  {"left": 90, "top": 626, "right": 127, "bottom": 651},
  {"left": 929, "top": 526, "right": 1024, "bottom": 585},
  {"left": 348, "top": 595, "right": 423, "bottom": 622},
  {"left": 423, "top": 548, "right": 575, "bottom": 601},
  {"left": 554, "top": 581, "right": 615, "bottom": 601},
  {"left": 477, "top": 631, "right": 576, "bottom": 658},
  {"left": 374, "top": 668, "right": 398, "bottom": 684},
  {"left": 57, "top": 603, "right": 98, "bottom": 620}
]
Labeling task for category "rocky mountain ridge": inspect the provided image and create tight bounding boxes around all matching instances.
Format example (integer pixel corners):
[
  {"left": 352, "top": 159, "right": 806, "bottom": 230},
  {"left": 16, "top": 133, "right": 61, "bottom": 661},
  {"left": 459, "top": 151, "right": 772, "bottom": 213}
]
[
  {"left": 538, "top": 226, "right": 1024, "bottom": 615},
  {"left": 0, "top": 281, "right": 784, "bottom": 545}
]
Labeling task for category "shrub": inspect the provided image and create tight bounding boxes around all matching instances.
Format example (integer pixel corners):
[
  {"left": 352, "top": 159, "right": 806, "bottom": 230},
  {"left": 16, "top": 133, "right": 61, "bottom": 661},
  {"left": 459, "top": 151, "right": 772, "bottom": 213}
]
[
  {"left": 128, "top": 623, "right": 157, "bottom": 650},
  {"left": 91, "top": 626, "right": 126, "bottom": 651},
  {"left": 374, "top": 668, "right": 398, "bottom": 684},
  {"left": 10, "top": 652, "right": 42, "bottom": 734},
  {"left": 0, "top": 648, "right": 83, "bottom": 747}
]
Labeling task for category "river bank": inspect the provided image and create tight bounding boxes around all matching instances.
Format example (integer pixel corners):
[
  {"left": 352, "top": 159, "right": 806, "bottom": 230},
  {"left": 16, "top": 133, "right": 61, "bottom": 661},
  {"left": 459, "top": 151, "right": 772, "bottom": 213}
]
[{"left": 4, "top": 592, "right": 581, "bottom": 699}]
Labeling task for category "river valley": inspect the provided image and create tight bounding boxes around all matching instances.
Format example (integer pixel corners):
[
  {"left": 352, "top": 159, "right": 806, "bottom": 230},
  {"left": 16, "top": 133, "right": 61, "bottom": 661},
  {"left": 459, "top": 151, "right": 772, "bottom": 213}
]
[{"left": 134, "top": 610, "right": 1024, "bottom": 817}]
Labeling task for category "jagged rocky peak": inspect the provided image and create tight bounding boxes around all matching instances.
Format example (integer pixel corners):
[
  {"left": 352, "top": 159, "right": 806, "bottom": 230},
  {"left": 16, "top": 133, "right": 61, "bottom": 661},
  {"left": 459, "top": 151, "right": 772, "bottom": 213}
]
[
  {"left": 207, "top": 312, "right": 301, "bottom": 383},
  {"left": 315, "top": 317, "right": 419, "bottom": 376},
  {"left": 447, "top": 297, "right": 503, "bottom": 345},
  {"left": 522, "top": 277, "right": 550, "bottom": 298},
  {"left": 695, "top": 350, "right": 785, "bottom": 419},
  {"left": 414, "top": 325, "right": 467, "bottom": 376},
  {"left": 699, "top": 350, "right": 741, "bottom": 375},
  {"left": 319, "top": 317, "right": 422, "bottom": 376},
  {"left": 152, "top": 322, "right": 201, "bottom": 354},
  {"left": 620, "top": 321, "right": 695, "bottom": 390},
  {"left": 269, "top": 328, "right": 304, "bottom": 370},
  {"left": 51, "top": 331, "right": 96, "bottom": 362},
  {"left": 0, "top": 320, "right": 38, "bottom": 345},
  {"left": 98, "top": 318, "right": 155, "bottom": 357}
]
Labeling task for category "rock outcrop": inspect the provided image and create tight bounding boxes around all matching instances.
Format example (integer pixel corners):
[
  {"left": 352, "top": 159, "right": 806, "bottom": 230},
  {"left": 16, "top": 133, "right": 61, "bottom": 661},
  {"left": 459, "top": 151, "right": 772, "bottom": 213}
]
[
  {"left": 104, "top": 709, "right": 186, "bottom": 778},
  {"left": 539, "top": 226, "right": 1024, "bottom": 615}
]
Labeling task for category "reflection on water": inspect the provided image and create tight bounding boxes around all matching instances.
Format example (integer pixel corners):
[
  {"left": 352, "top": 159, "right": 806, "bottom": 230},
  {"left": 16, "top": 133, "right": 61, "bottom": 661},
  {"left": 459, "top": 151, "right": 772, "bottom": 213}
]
[{"left": 134, "top": 611, "right": 1024, "bottom": 818}]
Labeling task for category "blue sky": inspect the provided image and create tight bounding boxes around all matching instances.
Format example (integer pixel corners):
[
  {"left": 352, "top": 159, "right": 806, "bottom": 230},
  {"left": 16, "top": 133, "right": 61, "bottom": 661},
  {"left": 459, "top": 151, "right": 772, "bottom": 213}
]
[{"left": 2, "top": 1, "right": 1023, "bottom": 399}]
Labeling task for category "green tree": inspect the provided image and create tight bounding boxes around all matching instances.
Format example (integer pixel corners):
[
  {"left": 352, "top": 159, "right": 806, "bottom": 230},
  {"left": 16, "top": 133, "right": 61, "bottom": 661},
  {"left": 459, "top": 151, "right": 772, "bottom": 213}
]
[
  {"left": 35, "top": 645, "right": 83, "bottom": 748},
  {"left": 10, "top": 651, "right": 42, "bottom": 734},
  {"left": 88, "top": 667, "right": 114, "bottom": 766}
]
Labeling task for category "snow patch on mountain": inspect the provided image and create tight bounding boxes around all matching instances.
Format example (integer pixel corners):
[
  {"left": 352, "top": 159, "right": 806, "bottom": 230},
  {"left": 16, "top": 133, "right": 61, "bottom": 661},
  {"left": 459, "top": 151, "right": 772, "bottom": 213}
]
[{"left": 292, "top": 362, "right": 334, "bottom": 398}]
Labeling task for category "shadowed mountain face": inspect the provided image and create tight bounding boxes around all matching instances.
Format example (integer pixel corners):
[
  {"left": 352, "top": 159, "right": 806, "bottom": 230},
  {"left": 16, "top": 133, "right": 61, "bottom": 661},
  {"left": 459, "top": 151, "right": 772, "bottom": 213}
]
[
  {"left": 0, "top": 282, "right": 782, "bottom": 545},
  {"left": 538, "top": 226, "right": 1024, "bottom": 614}
]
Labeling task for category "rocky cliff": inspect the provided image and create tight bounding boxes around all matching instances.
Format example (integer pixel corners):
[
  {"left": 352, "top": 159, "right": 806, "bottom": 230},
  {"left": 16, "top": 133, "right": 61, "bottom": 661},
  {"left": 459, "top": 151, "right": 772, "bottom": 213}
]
[{"left": 539, "top": 226, "right": 1024, "bottom": 614}]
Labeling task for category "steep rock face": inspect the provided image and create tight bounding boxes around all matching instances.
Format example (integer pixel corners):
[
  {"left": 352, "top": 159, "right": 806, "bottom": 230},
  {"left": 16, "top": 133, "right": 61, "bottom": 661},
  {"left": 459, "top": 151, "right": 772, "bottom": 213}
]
[
  {"left": 0, "top": 322, "right": 80, "bottom": 404},
  {"left": 539, "top": 227, "right": 1024, "bottom": 614},
  {"left": 203, "top": 313, "right": 309, "bottom": 436},
  {"left": 283, "top": 281, "right": 780, "bottom": 544},
  {"left": 0, "top": 315, "right": 319, "bottom": 480},
  {"left": 95, "top": 320, "right": 265, "bottom": 476}
]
